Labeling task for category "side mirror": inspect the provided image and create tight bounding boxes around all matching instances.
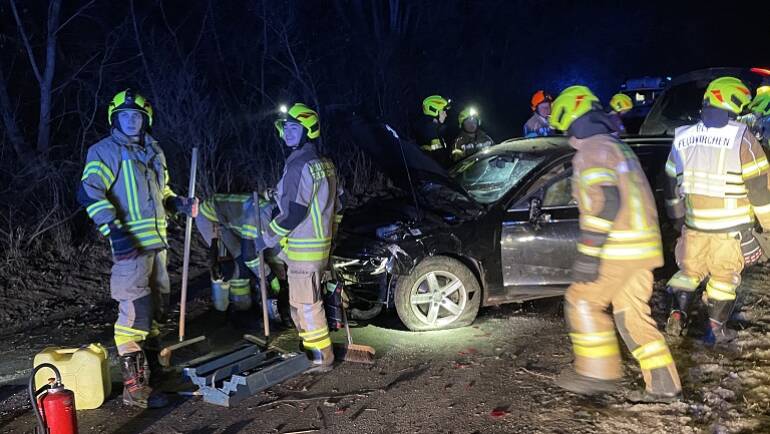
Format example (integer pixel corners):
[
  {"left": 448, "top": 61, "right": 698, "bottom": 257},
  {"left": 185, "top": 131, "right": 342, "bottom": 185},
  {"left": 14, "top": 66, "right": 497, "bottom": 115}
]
[{"left": 528, "top": 197, "right": 542, "bottom": 224}]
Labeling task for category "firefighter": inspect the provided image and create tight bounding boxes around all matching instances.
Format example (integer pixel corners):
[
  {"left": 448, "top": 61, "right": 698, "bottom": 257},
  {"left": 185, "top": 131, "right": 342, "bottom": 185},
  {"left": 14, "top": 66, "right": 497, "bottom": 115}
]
[
  {"left": 195, "top": 192, "right": 283, "bottom": 324},
  {"left": 739, "top": 91, "right": 770, "bottom": 148},
  {"left": 664, "top": 77, "right": 770, "bottom": 346},
  {"left": 550, "top": 85, "right": 681, "bottom": 402},
  {"left": 607, "top": 93, "right": 634, "bottom": 134},
  {"left": 416, "top": 95, "right": 451, "bottom": 166},
  {"left": 523, "top": 90, "right": 554, "bottom": 137},
  {"left": 451, "top": 106, "right": 494, "bottom": 162},
  {"left": 263, "top": 103, "right": 344, "bottom": 372},
  {"left": 77, "top": 89, "right": 197, "bottom": 408}
]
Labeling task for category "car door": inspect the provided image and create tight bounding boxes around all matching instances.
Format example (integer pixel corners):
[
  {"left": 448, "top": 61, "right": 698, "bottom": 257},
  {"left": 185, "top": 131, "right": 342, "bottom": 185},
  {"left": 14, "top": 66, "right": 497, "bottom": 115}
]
[{"left": 501, "top": 160, "right": 579, "bottom": 287}]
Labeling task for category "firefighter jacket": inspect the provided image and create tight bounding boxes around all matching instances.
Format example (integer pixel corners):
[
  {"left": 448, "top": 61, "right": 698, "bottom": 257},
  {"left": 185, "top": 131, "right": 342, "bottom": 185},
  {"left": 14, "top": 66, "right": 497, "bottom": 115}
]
[
  {"left": 664, "top": 120, "right": 770, "bottom": 233},
  {"left": 738, "top": 113, "right": 769, "bottom": 149},
  {"left": 199, "top": 193, "right": 273, "bottom": 241},
  {"left": 79, "top": 129, "right": 176, "bottom": 253},
  {"left": 524, "top": 113, "right": 553, "bottom": 138},
  {"left": 451, "top": 130, "right": 494, "bottom": 161},
  {"left": 570, "top": 134, "right": 663, "bottom": 269},
  {"left": 263, "top": 142, "right": 344, "bottom": 266}
]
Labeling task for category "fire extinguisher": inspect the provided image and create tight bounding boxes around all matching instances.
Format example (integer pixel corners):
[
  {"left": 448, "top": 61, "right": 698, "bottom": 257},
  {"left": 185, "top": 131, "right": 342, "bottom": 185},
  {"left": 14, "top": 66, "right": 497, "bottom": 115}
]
[{"left": 29, "top": 363, "right": 78, "bottom": 434}]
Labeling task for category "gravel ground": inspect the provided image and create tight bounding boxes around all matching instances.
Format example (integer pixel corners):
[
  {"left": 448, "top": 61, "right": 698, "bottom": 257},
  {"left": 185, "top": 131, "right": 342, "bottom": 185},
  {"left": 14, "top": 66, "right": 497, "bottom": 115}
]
[{"left": 2, "top": 260, "right": 770, "bottom": 433}]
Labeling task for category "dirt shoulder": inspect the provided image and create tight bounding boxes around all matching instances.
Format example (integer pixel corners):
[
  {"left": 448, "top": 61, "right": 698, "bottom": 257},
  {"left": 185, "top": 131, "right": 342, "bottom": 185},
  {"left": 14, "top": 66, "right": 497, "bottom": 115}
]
[{"left": 2, "top": 262, "right": 770, "bottom": 433}]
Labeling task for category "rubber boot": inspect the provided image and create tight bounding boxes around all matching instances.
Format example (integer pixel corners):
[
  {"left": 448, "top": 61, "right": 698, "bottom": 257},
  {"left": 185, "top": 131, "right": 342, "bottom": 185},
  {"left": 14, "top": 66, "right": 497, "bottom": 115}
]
[
  {"left": 665, "top": 290, "right": 694, "bottom": 337},
  {"left": 119, "top": 351, "right": 169, "bottom": 409},
  {"left": 554, "top": 367, "right": 618, "bottom": 396},
  {"left": 704, "top": 299, "right": 738, "bottom": 346}
]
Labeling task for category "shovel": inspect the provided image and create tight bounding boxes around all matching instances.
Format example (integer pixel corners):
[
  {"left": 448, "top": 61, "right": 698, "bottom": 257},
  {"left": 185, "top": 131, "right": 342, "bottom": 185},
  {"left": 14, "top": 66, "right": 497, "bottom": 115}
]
[{"left": 159, "top": 147, "right": 208, "bottom": 368}]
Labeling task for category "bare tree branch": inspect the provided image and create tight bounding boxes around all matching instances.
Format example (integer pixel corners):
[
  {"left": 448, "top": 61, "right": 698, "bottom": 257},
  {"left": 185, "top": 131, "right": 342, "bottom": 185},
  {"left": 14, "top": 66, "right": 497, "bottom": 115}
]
[
  {"left": 129, "top": 0, "right": 159, "bottom": 104},
  {"left": 55, "top": 0, "right": 96, "bottom": 35},
  {"left": 9, "top": 0, "right": 43, "bottom": 84}
]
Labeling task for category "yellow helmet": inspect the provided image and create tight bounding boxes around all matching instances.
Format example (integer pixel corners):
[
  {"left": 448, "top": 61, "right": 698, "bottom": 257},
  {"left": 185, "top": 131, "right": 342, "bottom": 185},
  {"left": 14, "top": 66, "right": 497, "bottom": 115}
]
[
  {"left": 275, "top": 103, "right": 320, "bottom": 140},
  {"left": 609, "top": 93, "right": 633, "bottom": 113},
  {"left": 108, "top": 89, "right": 153, "bottom": 126},
  {"left": 458, "top": 106, "right": 481, "bottom": 127},
  {"left": 749, "top": 92, "right": 770, "bottom": 117},
  {"left": 703, "top": 77, "right": 752, "bottom": 114},
  {"left": 549, "top": 85, "right": 600, "bottom": 131},
  {"left": 422, "top": 95, "right": 451, "bottom": 117}
]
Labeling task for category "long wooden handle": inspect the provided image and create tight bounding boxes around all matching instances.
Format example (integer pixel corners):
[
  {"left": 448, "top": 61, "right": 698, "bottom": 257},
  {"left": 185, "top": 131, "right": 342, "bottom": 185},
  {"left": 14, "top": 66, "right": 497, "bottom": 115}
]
[
  {"left": 179, "top": 147, "right": 198, "bottom": 342},
  {"left": 254, "top": 192, "right": 270, "bottom": 342}
]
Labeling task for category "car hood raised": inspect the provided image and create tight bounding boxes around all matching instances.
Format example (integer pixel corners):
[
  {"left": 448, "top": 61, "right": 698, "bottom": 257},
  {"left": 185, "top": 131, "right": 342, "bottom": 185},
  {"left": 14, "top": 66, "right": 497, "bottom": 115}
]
[
  {"left": 640, "top": 67, "right": 767, "bottom": 136},
  {"left": 348, "top": 116, "right": 484, "bottom": 220}
]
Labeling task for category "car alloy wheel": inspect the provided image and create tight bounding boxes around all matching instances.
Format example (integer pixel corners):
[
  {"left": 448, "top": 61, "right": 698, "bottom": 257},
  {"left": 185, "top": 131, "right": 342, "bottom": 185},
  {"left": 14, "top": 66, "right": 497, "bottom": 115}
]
[{"left": 409, "top": 270, "right": 469, "bottom": 328}]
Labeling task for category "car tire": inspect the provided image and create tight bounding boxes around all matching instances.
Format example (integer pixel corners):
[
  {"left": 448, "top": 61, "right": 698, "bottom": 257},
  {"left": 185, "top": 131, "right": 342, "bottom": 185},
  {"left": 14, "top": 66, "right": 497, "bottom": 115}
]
[{"left": 394, "top": 255, "right": 481, "bottom": 331}]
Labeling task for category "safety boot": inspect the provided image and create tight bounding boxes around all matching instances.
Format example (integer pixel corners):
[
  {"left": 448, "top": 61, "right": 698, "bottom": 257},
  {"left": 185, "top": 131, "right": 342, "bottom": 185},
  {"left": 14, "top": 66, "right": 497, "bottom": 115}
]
[
  {"left": 119, "top": 351, "right": 168, "bottom": 409},
  {"left": 554, "top": 367, "right": 618, "bottom": 396},
  {"left": 665, "top": 290, "right": 694, "bottom": 337},
  {"left": 704, "top": 299, "right": 738, "bottom": 346},
  {"left": 303, "top": 344, "right": 335, "bottom": 374},
  {"left": 626, "top": 389, "right": 683, "bottom": 404},
  {"left": 703, "top": 320, "right": 738, "bottom": 346}
]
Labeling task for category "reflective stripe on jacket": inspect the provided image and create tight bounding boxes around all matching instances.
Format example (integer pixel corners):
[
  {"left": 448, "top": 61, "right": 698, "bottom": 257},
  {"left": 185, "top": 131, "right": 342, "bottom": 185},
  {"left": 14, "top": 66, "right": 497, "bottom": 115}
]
[
  {"left": 664, "top": 120, "right": 770, "bottom": 232},
  {"left": 570, "top": 134, "right": 663, "bottom": 268},
  {"left": 80, "top": 129, "right": 176, "bottom": 252},
  {"left": 199, "top": 194, "right": 274, "bottom": 240},
  {"left": 451, "top": 130, "right": 494, "bottom": 161},
  {"left": 264, "top": 142, "right": 343, "bottom": 265}
]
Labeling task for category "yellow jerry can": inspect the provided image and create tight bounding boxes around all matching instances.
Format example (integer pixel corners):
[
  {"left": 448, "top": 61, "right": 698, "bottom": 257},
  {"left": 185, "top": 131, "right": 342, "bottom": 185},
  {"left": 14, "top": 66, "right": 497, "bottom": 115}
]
[{"left": 33, "top": 343, "right": 112, "bottom": 410}]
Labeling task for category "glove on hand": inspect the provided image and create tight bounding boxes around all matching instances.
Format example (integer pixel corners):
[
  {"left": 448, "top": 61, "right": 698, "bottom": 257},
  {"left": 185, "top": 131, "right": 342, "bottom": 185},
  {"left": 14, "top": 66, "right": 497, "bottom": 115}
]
[
  {"left": 168, "top": 197, "right": 199, "bottom": 218},
  {"left": 109, "top": 223, "right": 138, "bottom": 261},
  {"left": 571, "top": 252, "right": 601, "bottom": 284}
]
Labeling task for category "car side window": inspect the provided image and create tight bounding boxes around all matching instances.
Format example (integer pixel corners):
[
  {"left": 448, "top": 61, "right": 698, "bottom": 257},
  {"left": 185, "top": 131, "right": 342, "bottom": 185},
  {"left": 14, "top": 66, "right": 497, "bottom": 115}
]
[{"left": 542, "top": 175, "right": 575, "bottom": 207}]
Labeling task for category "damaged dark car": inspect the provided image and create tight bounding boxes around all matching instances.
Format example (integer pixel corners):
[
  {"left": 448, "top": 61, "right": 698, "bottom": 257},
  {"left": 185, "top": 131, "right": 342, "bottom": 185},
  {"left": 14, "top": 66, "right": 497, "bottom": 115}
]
[{"left": 334, "top": 67, "right": 768, "bottom": 331}]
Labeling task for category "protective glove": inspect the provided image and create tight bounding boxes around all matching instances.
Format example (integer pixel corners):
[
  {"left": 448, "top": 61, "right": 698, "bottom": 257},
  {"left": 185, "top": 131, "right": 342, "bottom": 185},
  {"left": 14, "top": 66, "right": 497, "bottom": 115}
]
[
  {"left": 167, "top": 196, "right": 199, "bottom": 218},
  {"left": 109, "top": 223, "right": 138, "bottom": 261},
  {"left": 571, "top": 252, "right": 601, "bottom": 284},
  {"left": 740, "top": 229, "right": 763, "bottom": 266}
]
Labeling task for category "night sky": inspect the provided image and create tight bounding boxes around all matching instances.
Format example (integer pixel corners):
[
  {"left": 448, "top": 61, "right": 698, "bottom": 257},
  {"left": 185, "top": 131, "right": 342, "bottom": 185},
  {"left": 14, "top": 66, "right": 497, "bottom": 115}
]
[{"left": 2, "top": 0, "right": 769, "bottom": 154}]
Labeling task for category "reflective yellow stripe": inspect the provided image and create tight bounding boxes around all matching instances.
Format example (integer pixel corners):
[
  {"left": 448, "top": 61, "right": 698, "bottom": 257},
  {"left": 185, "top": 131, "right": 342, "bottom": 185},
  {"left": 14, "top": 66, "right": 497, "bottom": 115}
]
[
  {"left": 82, "top": 161, "right": 116, "bottom": 187},
  {"left": 753, "top": 203, "right": 770, "bottom": 216},
  {"left": 422, "top": 139, "right": 443, "bottom": 151},
  {"left": 114, "top": 324, "right": 148, "bottom": 346},
  {"left": 269, "top": 220, "right": 290, "bottom": 237},
  {"left": 581, "top": 168, "right": 617, "bottom": 186},
  {"left": 742, "top": 157, "right": 770, "bottom": 178},
  {"left": 299, "top": 326, "right": 330, "bottom": 340},
  {"left": 86, "top": 200, "right": 115, "bottom": 218},
  {"left": 286, "top": 250, "right": 330, "bottom": 262},
  {"left": 99, "top": 223, "right": 111, "bottom": 236},
  {"left": 639, "top": 353, "right": 674, "bottom": 371},
  {"left": 229, "top": 279, "right": 251, "bottom": 296},
  {"left": 706, "top": 280, "right": 737, "bottom": 301},
  {"left": 665, "top": 197, "right": 683, "bottom": 206},
  {"left": 606, "top": 229, "right": 659, "bottom": 241},
  {"left": 200, "top": 201, "right": 218, "bottom": 222},
  {"left": 578, "top": 241, "right": 662, "bottom": 260},
  {"left": 569, "top": 331, "right": 619, "bottom": 358},
  {"left": 667, "top": 272, "right": 701, "bottom": 290},
  {"left": 302, "top": 336, "right": 332, "bottom": 350},
  {"left": 685, "top": 214, "right": 753, "bottom": 231},
  {"left": 581, "top": 215, "right": 613, "bottom": 232},
  {"left": 690, "top": 206, "right": 752, "bottom": 218},
  {"left": 311, "top": 195, "right": 324, "bottom": 239},
  {"left": 631, "top": 339, "right": 669, "bottom": 360},
  {"left": 122, "top": 159, "right": 142, "bottom": 221},
  {"left": 244, "top": 257, "right": 261, "bottom": 268}
]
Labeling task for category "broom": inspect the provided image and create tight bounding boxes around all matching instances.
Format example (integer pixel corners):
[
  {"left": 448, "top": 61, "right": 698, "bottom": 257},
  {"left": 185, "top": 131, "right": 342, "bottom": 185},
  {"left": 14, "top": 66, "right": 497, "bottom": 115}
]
[
  {"left": 158, "top": 147, "right": 208, "bottom": 368},
  {"left": 331, "top": 269, "right": 376, "bottom": 364}
]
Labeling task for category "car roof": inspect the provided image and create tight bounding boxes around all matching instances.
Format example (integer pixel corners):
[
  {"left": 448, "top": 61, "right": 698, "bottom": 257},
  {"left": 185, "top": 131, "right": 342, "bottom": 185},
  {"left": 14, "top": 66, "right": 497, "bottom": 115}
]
[{"left": 482, "top": 134, "right": 671, "bottom": 158}]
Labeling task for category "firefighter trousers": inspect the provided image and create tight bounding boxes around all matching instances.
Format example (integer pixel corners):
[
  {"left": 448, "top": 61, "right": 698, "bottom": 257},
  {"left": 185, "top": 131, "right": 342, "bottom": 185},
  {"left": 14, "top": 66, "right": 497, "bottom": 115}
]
[
  {"left": 287, "top": 261, "right": 333, "bottom": 364},
  {"left": 565, "top": 261, "right": 681, "bottom": 395},
  {"left": 111, "top": 250, "right": 170, "bottom": 355},
  {"left": 667, "top": 228, "right": 744, "bottom": 308}
]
